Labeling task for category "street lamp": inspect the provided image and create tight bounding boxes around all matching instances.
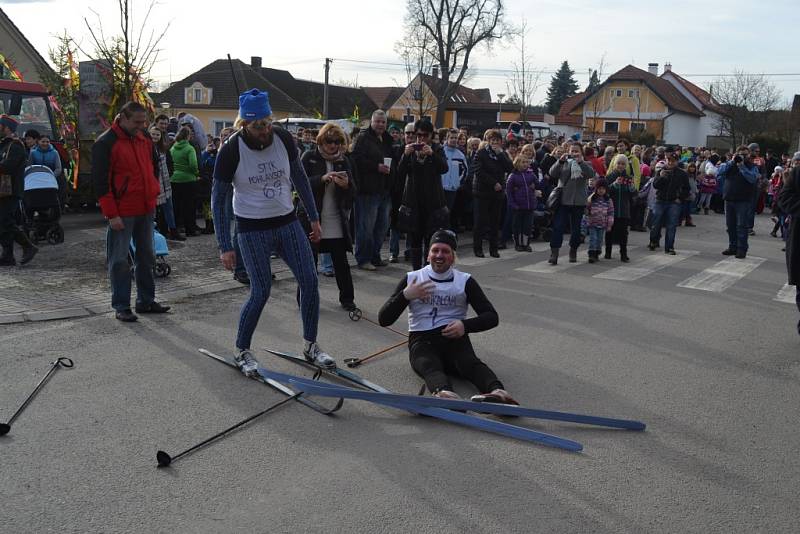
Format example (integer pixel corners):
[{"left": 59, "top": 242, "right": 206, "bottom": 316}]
[
  {"left": 496, "top": 93, "right": 505, "bottom": 125},
  {"left": 160, "top": 102, "right": 171, "bottom": 117}
]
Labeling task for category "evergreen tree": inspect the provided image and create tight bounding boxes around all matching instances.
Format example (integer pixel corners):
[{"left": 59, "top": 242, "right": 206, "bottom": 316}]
[
  {"left": 587, "top": 69, "right": 601, "bottom": 94},
  {"left": 545, "top": 61, "right": 579, "bottom": 114}
]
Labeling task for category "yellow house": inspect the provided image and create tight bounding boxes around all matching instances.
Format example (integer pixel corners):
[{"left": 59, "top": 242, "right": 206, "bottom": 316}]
[{"left": 560, "top": 64, "right": 704, "bottom": 145}]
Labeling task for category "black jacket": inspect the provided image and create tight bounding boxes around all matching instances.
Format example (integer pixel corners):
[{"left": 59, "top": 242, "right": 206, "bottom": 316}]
[
  {"left": 0, "top": 136, "right": 27, "bottom": 199},
  {"left": 653, "top": 166, "right": 690, "bottom": 202},
  {"left": 778, "top": 167, "right": 800, "bottom": 286},
  {"left": 298, "top": 149, "right": 357, "bottom": 249},
  {"left": 397, "top": 144, "right": 448, "bottom": 231},
  {"left": 472, "top": 146, "right": 513, "bottom": 199},
  {"left": 351, "top": 126, "right": 394, "bottom": 195}
]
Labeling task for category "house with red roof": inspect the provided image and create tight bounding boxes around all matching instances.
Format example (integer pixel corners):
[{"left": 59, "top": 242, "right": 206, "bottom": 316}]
[{"left": 559, "top": 63, "right": 725, "bottom": 147}]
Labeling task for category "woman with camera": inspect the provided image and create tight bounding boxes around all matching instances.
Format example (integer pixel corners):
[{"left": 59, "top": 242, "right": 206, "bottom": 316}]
[
  {"left": 547, "top": 142, "right": 595, "bottom": 264},
  {"left": 298, "top": 123, "right": 358, "bottom": 312},
  {"left": 397, "top": 120, "right": 449, "bottom": 270},
  {"left": 471, "top": 129, "right": 513, "bottom": 258}
]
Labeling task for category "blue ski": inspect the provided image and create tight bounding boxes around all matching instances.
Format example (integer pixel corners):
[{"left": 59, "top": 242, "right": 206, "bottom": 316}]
[
  {"left": 255, "top": 365, "right": 583, "bottom": 452},
  {"left": 198, "top": 348, "right": 343, "bottom": 416},
  {"left": 265, "top": 349, "right": 645, "bottom": 431}
]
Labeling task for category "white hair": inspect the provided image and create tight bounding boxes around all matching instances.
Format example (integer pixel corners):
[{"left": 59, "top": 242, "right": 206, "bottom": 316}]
[{"left": 371, "top": 110, "right": 387, "bottom": 121}]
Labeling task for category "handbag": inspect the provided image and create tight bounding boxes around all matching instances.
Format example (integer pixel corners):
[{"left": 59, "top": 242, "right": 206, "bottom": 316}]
[
  {"left": 546, "top": 185, "right": 562, "bottom": 211},
  {"left": 396, "top": 204, "right": 416, "bottom": 233},
  {"left": 430, "top": 205, "right": 450, "bottom": 231}
]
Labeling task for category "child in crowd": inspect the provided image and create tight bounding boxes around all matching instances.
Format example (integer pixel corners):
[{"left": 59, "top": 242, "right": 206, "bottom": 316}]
[
  {"left": 506, "top": 154, "right": 538, "bottom": 252},
  {"left": 605, "top": 155, "right": 635, "bottom": 262},
  {"left": 698, "top": 154, "right": 720, "bottom": 214},
  {"left": 769, "top": 166, "right": 785, "bottom": 238},
  {"left": 682, "top": 162, "right": 697, "bottom": 227},
  {"left": 584, "top": 178, "right": 614, "bottom": 263}
]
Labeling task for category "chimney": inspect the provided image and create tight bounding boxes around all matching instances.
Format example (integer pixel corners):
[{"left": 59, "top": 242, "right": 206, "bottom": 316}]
[
  {"left": 251, "top": 56, "right": 262, "bottom": 69},
  {"left": 432, "top": 65, "right": 438, "bottom": 79},
  {"left": 647, "top": 63, "right": 658, "bottom": 75},
  {"left": 664, "top": 62, "right": 672, "bottom": 73}
]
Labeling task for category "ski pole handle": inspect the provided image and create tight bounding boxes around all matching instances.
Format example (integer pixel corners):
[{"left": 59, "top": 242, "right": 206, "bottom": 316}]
[{"left": 55, "top": 357, "right": 74, "bottom": 368}]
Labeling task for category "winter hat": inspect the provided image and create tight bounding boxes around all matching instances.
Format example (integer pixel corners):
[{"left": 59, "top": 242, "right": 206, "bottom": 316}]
[
  {"left": 0, "top": 114, "right": 19, "bottom": 133},
  {"left": 404, "top": 122, "right": 415, "bottom": 133},
  {"left": 593, "top": 177, "right": 608, "bottom": 190},
  {"left": 792, "top": 151, "right": 800, "bottom": 162},
  {"left": 509, "top": 122, "right": 522, "bottom": 134},
  {"left": 429, "top": 229, "right": 458, "bottom": 251},
  {"left": 774, "top": 166, "right": 784, "bottom": 174},
  {"left": 238, "top": 89, "right": 272, "bottom": 121}
]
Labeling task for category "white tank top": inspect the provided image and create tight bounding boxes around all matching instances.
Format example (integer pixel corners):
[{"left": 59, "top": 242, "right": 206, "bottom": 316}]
[
  {"left": 232, "top": 136, "right": 294, "bottom": 219},
  {"left": 407, "top": 265, "right": 470, "bottom": 332}
]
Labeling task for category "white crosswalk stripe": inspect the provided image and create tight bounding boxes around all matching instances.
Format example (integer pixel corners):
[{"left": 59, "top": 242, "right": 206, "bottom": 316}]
[
  {"left": 677, "top": 256, "right": 765, "bottom": 292},
  {"left": 774, "top": 283, "right": 797, "bottom": 304},
  {"left": 593, "top": 250, "right": 698, "bottom": 281}
]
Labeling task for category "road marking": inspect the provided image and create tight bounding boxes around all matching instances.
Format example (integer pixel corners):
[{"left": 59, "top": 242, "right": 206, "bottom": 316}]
[
  {"left": 594, "top": 249, "right": 697, "bottom": 281},
  {"left": 774, "top": 283, "right": 797, "bottom": 304},
  {"left": 677, "top": 256, "right": 766, "bottom": 292},
  {"left": 515, "top": 250, "right": 592, "bottom": 273}
]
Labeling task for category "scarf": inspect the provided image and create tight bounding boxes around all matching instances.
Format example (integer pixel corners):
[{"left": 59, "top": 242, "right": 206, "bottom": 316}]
[
  {"left": 319, "top": 148, "right": 343, "bottom": 162},
  {"left": 569, "top": 159, "right": 583, "bottom": 180}
]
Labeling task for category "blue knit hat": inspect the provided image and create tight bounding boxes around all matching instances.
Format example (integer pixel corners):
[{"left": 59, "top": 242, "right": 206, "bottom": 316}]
[{"left": 239, "top": 89, "right": 271, "bottom": 121}]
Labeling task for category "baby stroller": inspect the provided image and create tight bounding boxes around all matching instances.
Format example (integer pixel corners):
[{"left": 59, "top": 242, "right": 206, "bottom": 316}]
[
  {"left": 22, "top": 165, "right": 64, "bottom": 245},
  {"left": 531, "top": 207, "right": 553, "bottom": 241},
  {"left": 129, "top": 222, "right": 171, "bottom": 278}
]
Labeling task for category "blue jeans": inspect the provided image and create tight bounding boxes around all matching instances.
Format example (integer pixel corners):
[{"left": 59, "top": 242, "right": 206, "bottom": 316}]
[
  {"left": 747, "top": 189, "right": 758, "bottom": 229},
  {"left": 725, "top": 200, "right": 751, "bottom": 252},
  {"left": 587, "top": 227, "right": 606, "bottom": 251},
  {"left": 389, "top": 229, "right": 405, "bottom": 257},
  {"left": 549, "top": 205, "right": 584, "bottom": 249},
  {"left": 160, "top": 198, "right": 176, "bottom": 229},
  {"left": 225, "top": 189, "right": 245, "bottom": 275},
  {"left": 236, "top": 220, "right": 319, "bottom": 349},
  {"left": 319, "top": 252, "right": 333, "bottom": 273},
  {"left": 354, "top": 193, "right": 390, "bottom": 265},
  {"left": 649, "top": 201, "right": 682, "bottom": 251},
  {"left": 106, "top": 213, "right": 155, "bottom": 311}
]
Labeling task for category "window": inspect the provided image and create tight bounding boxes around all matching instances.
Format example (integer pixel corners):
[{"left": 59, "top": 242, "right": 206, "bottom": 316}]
[
  {"left": 603, "top": 121, "right": 619, "bottom": 134},
  {"left": 611, "top": 89, "right": 622, "bottom": 97},
  {"left": 628, "top": 89, "right": 640, "bottom": 98},
  {"left": 403, "top": 114, "right": 415, "bottom": 123},
  {"left": 630, "top": 122, "right": 646, "bottom": 133},
  {"left": 194, "top": 89, "right": 202, "bottom": 103},
  {"left": 212, "top": 120, "right": 234, "bottom": 136}
]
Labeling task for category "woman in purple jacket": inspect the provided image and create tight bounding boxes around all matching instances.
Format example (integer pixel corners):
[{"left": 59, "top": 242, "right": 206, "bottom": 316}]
[{"left": 506, "top": 154, "right": 539, "bottom": 251}]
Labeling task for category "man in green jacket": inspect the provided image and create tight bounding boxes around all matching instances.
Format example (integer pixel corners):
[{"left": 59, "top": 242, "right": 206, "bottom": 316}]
[{"left": 169, "top": 126, "right": 200, "bottom": 236}]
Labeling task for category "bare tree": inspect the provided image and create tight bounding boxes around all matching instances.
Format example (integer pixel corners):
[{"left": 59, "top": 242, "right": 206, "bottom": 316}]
[
  {"left": 79, "top": 0, "right": 169, "bottom": 115},
  {"left": 394, "top": 37, "right": 438, "bottom": 120},
  {"left": 505, "top": 18, "right": 540, "bottom": 124},
  {"left": 587, "top": 53, "right": 607, "bottom": 141},
  {"left": 400, "top": 0, "right": 507, "bottom": 127},
  {"left": 709, "top": 71, "right": 782, "bottom": 146}
]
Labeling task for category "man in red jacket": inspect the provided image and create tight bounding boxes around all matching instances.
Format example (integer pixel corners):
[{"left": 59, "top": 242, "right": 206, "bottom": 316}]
[{"left": 92, "top": 101, "right": 170, "bottom": 322}]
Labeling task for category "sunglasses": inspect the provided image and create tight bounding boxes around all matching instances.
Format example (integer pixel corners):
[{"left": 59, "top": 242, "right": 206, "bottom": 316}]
[
  {"left": 248, "top": 120, "right": 272, "bottom": 131},
  {"left": 414, "top": 132, "right": 430, "bottom": 138}
]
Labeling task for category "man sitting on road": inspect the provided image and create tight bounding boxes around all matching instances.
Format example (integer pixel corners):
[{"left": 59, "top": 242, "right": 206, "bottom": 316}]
[{"left": 378, "top": 229, "right": 517, "bottom": 404}]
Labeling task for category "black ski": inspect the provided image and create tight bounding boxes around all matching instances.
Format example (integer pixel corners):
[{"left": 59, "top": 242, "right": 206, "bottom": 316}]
[{"left": 198, "top": 348, "right": 343, "bottom": 415}]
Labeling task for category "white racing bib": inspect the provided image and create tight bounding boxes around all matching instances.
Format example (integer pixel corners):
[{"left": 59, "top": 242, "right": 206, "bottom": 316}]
[
  {"left": 232, "top": 136, "right": 294, "bottom": 219},
  {"left": 407, "top": 265, "right": 470, "bottom": 332}
]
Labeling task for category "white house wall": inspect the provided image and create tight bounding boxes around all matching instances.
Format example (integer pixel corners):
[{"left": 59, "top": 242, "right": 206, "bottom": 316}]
[
  {"left": 663, "top": 113, "right": 700, "bottom": 146},
  {"left": 698, "top": 111, "right": 722, "bottom": 147}
]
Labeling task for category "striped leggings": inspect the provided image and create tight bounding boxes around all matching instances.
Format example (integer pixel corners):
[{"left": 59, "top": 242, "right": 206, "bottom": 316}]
[{"left": 236, "top": 220, "right": 319, "bottom": 350}]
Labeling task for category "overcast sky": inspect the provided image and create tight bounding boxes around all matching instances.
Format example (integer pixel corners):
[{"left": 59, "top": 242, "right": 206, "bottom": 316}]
[{"left": 4, "top": 0, "right": 800, "bottom": 106}]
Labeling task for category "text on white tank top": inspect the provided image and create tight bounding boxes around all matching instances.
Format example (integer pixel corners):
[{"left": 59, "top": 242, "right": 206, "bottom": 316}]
[
  {"left": 407, "top": 265, "right": 470, "bottom": 332},
  {"left": 232, "top": 136, "right": 294, "bottom": 219}
]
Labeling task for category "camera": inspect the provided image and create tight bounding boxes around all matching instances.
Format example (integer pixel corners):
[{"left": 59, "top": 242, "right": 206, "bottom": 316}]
[
  {"left": 412, "top": 143, "right": 425, "bottom": 151},
  {"left": 734, "top": 155, "right": 743, "bottom": 164}
]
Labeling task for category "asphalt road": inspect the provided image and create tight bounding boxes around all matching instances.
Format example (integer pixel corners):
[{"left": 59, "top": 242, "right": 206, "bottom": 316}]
[{"left": 1, "top": 213, "right": 797, "bottom": 533}]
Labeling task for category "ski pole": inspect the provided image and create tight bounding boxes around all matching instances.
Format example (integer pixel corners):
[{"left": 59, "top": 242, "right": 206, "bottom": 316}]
[
  {"left": 0, "top": 357, "right": 74, "bottom": 436},
  {"left": 358, "top": 315, "right": 408, "bottom": 338},
  {"left": 343, "top": 339, "right": 408, "bottom": 368},
  {"left": 156, "top": 392, "right": 300, "bottom": 467}
]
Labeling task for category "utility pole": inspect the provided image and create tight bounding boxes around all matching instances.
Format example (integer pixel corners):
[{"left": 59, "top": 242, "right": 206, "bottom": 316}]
[{"left": 323, "top": 58, "right": 331, "bottom": 119}]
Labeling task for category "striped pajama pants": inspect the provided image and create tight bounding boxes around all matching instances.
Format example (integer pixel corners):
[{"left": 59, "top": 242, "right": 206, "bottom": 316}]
[{"left": 236, "top": 220, "right": 319, "bottom": 350}]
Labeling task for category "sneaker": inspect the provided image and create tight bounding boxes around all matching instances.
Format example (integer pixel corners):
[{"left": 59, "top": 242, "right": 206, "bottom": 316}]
[
  {"left": 234, "top": 349, "right": 259, "bottom": 377},
  {"left": 721, "top": 248, "right": 737, "bottom": 256},
  {"left": 115, "top": 309, "right": 138, "bottom": 322},
  {"left": 433, "top": 388, "right": 461, "bottom": 400},
  {"left": 471, "top": 388, "right": 519, "bottom": 405},
  {"left": 735, "top": 251, "right": 747, "bottom": 259},
  {"left": 665, "top": 249, "right": 676, "bottom": 255},
  {"left": 358, "top": 263, "right": 376, "bottom": 271},
  {"left": 304, "top": 341, "right": 336, "bottom": 369}
]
